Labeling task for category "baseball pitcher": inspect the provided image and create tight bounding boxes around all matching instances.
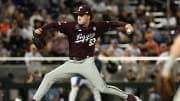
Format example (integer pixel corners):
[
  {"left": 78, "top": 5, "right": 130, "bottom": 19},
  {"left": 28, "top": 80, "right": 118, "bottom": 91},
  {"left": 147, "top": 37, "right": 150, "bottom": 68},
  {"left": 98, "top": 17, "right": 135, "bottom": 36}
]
[{"left": 32, "top": 5, "right": 142, "bottom": 101}]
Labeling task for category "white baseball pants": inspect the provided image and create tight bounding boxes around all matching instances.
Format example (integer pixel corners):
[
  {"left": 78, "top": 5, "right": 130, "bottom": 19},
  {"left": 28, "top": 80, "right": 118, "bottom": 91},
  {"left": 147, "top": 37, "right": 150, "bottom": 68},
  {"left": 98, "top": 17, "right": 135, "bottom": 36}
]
[
  {"left": 174, "top": 87, "right": 180, "bottom": 101},
  {"left": 33, "top": 57, "right": 128, "bottom": 101}
]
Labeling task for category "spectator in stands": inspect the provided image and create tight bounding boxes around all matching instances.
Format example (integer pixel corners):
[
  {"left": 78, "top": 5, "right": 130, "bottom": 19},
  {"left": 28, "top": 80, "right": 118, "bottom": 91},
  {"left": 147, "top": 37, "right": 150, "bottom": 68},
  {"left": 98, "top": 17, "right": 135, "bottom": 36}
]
[
  {"left": 145, "top": 0, "right": 166, "bottom": 11},
  {"left": 159, "top": 43, "right": 170, "bottom": 55},
  {"left": 118, "top": 0, "right": 135, "bottom": 12},
  {"left": 12, "top": 8, "right": 24, "bottom": 28},
  {"left": 127, "top": 42, "right": 141, "bottom": 57},
  {"left": 108, "top": 0, "right": 119, "bottom": 15},
  {"left": 7, "top": 20, "right": 18, "bottom": 36},
  {"left": 87, "top": 0, "right": 107, "bottom": 13},
  {"left": 156, "top": 43, "right": 170, "bottom": 66},
  {"left": 121, "top": 49, "right": 138, "bottom": 73},
  {"left": 106, "top": 39, "right": 124, "bottom": 57},
  {"left": 0, "top": 40, "right": 10, "bottom": 64},
  {"left": 131, "top": 33, "right": 143, "bottom": 44},
  {"left": 21, "top": 20, "right": 34, "bottom": 40},
  {"left": 160, "top": 28, "right": 173, "bottom": 44},
  {"left": 0, "top": 2, "right": 13, "bottom": 21},
  {"left": 9, "top": 28, "right": 25, "bottom": 57},
  {"left": 118, "top": 7, "right": 129, "bottom": 23},
  {"left": 149, "top": 27, "right": 161, "bottom": 43},
  {"left": 165, "top": 10, "right": 177, "bottom": 28},
  {"left": 124, "top": 69, "right": 136, "bottom": 82},
  {"left": 19, "top": 0, "right": 37, "bottom": 19},
  {"left": 106, "top": 0, "right": 119, "bottom": 20},
  {"left": 33, "top": 19, "right": 44, "bottom": 29},
  {"left": 40, "top": 9, "right": 52, "bottom": 23},
  {"left": 124, "top": 69, "right": 138, "bottom": 95},
  {"left": 148, "top": 87, "right": 161, "bottom": 101},
  {"left": 58, "top": 13, "right": 75, "bottom": 22},
  {"left": 0, "top": 40, "right": 10, "bottom": 57},
  {"left": 42, "top": 41, "right": 58, "bottom": 57},
  {"left": 6, "top": 0, "right": 15, "bottom": 16},
  {"left": 0, "top": 19, "right": 10, "bottom": 40},
  {"left": 144, "top": 32, "right": 160, "bottom": 56},
  {"left": 122, "top": 49, "right": 133, "bottom": 60},
  {"left": 52, "top": 31, "right": 69, "bottom": 56},
  {"left": 119, "top": 33, "right": 130, "bottom": 44},
  {"left": 133, "top": 24, "right": 143, "bottom": 40},
  {"left": 30, "top": 10, "right": 43, "bottom": 27},
  {"left": 136, "top": 74, "right": 146, "bottom": 82},
  {"left": 25, "top": 44, "right": 42, "bottom": 73}
]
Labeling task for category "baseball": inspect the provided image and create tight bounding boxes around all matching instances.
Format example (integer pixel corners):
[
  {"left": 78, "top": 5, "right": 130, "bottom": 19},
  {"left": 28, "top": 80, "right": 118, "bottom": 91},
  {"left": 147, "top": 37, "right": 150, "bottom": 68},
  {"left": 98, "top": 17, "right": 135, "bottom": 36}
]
[{"left": 127, "top": 29, "right": 132, "bottom": 34}]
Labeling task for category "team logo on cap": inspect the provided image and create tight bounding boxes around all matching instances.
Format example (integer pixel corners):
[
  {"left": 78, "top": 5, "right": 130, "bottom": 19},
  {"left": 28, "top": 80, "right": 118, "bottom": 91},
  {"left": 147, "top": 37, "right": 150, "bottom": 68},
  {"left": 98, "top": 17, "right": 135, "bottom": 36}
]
[
  {"left": 93, "top": 26, "right": 96, "bottom": 31},
  {"left": 78, "top": 6, "right": 83, "bottom": 11}
]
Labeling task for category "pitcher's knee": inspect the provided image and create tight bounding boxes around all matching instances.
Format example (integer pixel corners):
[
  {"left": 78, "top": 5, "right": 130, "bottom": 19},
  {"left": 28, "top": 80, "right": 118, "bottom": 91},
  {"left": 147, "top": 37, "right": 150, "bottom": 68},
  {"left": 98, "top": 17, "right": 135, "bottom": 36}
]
[
  {"left": 43, "top": 72, "right": 55, "bottom": 84},
  {"left": 97, "top": 85, "right": 107, "bottom": 92}
]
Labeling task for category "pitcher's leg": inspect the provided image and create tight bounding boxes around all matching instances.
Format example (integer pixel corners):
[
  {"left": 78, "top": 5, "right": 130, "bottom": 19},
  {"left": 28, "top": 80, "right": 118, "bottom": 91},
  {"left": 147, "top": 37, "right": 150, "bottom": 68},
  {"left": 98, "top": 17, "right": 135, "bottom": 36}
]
[
  {"left": 174, "top": 87, "right": 180, "bottom": 101},
  {"left": 33, "top": 62, "right": 73, "bottom": 101},
  {"left": 69, "top": 77, "right": 81, "bottom": 101},
  {"left": 69, "top": 87, "right": 79, "bottom": 101},
  {"left": 82, "top": 80, "right": 101, "bottom": 101},
  {"left": 81, "top": 58, "right": 142, "bottom": 101},
  {"left": 92, "top": 88, "right": 101, "bottom": 101},
  {"left": 81, "top": 59, "right": 128, "bottom": 99}
]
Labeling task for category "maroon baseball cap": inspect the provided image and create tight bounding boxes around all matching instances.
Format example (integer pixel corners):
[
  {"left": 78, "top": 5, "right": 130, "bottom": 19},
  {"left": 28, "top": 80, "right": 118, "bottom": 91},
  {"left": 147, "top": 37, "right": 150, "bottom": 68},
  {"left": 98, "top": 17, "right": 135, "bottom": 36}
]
[{"left": 73, "top": 5, "right": 92, "bottom": 16}]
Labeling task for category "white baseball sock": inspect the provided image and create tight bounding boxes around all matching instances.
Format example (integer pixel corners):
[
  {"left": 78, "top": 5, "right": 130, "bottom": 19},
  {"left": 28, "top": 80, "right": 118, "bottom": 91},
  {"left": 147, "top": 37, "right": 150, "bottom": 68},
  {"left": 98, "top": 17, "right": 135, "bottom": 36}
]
[{"left": 69, "top": 87, "right": 79, "bottom": 101}]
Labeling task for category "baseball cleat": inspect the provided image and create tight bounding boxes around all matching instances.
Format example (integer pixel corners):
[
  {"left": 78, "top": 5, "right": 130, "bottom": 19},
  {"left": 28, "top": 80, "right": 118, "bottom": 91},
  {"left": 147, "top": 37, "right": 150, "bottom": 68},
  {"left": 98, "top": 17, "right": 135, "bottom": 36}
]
[
  {"left": 127, "top": 94, "right": 142, "bottom": 101},
  {"left": 135, "top": 96, "right": 142, "bottom": 101}
]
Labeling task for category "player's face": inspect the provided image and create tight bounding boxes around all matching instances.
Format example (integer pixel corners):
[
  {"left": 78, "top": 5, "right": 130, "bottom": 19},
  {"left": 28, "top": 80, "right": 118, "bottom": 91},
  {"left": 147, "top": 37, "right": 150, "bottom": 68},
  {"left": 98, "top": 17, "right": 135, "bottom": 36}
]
[
  {"left": 31, "top": 47, "right": 37, "bottom": 54},
  {"left": 77, "top": 14, "right": 90, "bottom": 25}
]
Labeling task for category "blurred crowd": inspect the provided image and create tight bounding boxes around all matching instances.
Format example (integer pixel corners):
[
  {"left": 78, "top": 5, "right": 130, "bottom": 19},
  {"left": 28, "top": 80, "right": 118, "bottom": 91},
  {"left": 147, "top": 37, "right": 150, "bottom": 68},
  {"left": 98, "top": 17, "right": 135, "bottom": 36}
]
[
  {"left": 0, "top": 0, "right": 179, "bottom": 80},
  {"left": 0, "top": 0, "right": 180, "bottom": 58},
  {"left": 0, "top": 0, "right": 180, "bottom": 101}
]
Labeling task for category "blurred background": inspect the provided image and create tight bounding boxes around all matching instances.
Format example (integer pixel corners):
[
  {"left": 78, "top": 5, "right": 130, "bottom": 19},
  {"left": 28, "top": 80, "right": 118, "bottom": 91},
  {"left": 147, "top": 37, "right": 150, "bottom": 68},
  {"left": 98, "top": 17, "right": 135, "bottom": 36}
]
[{"left": 0, "top": 0, "right": 180, "bottom": 101}]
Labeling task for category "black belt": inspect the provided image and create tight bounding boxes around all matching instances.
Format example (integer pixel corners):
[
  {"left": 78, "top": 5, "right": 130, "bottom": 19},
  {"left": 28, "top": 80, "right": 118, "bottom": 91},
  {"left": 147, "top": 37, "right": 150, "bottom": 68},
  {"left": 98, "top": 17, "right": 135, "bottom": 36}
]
[{"left": 70, "top": 56, "right": 90, "bottom": 61}]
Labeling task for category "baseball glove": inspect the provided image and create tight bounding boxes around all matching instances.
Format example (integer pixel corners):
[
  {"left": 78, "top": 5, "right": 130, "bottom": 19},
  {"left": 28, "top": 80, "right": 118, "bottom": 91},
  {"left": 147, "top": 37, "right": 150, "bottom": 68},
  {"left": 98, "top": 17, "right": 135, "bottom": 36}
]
[
  {"left": 32, "top": 31, "right": 46, "bottom": 49},
  {"left": 156, "top": 75, "right": 176, "bottom": 101}
]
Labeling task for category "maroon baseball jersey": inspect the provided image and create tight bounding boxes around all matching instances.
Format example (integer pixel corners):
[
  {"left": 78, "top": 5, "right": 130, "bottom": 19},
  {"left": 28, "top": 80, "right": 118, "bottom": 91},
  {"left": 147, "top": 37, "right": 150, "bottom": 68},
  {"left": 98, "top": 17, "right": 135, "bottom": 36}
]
[{"left": 41, "top": 21, "right": 126, "bottom": 59}]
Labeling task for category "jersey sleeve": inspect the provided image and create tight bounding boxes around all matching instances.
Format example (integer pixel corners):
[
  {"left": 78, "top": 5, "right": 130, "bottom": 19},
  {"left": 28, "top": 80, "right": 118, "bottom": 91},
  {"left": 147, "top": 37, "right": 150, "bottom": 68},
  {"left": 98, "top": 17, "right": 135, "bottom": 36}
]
[
  {"left": 108, "top": 21, "right": 127, "bottom": 27},
  {"left": 41, "top": 21, "right": 69, "bottom": 35},
  {"left": 97, "top": 21, "right": 127, "bottom": 35}
]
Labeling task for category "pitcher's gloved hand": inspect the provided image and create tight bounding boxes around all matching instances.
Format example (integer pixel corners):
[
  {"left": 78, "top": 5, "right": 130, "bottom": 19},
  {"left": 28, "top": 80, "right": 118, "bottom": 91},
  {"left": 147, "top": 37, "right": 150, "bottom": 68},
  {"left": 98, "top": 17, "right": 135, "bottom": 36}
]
[{"left": 32, "top": 30, "right": 46, "bottom": 49}]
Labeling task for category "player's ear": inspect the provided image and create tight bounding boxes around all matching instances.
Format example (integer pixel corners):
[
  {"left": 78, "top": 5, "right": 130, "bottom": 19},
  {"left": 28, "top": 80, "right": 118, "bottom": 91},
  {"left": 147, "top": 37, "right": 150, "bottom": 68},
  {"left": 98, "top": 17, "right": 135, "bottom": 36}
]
[
  {"left": 87, "top": 15, "right": 91, "bottom": 20},
  {"left": 90, "top": 15, "right": 93, "bottom": 20}
]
